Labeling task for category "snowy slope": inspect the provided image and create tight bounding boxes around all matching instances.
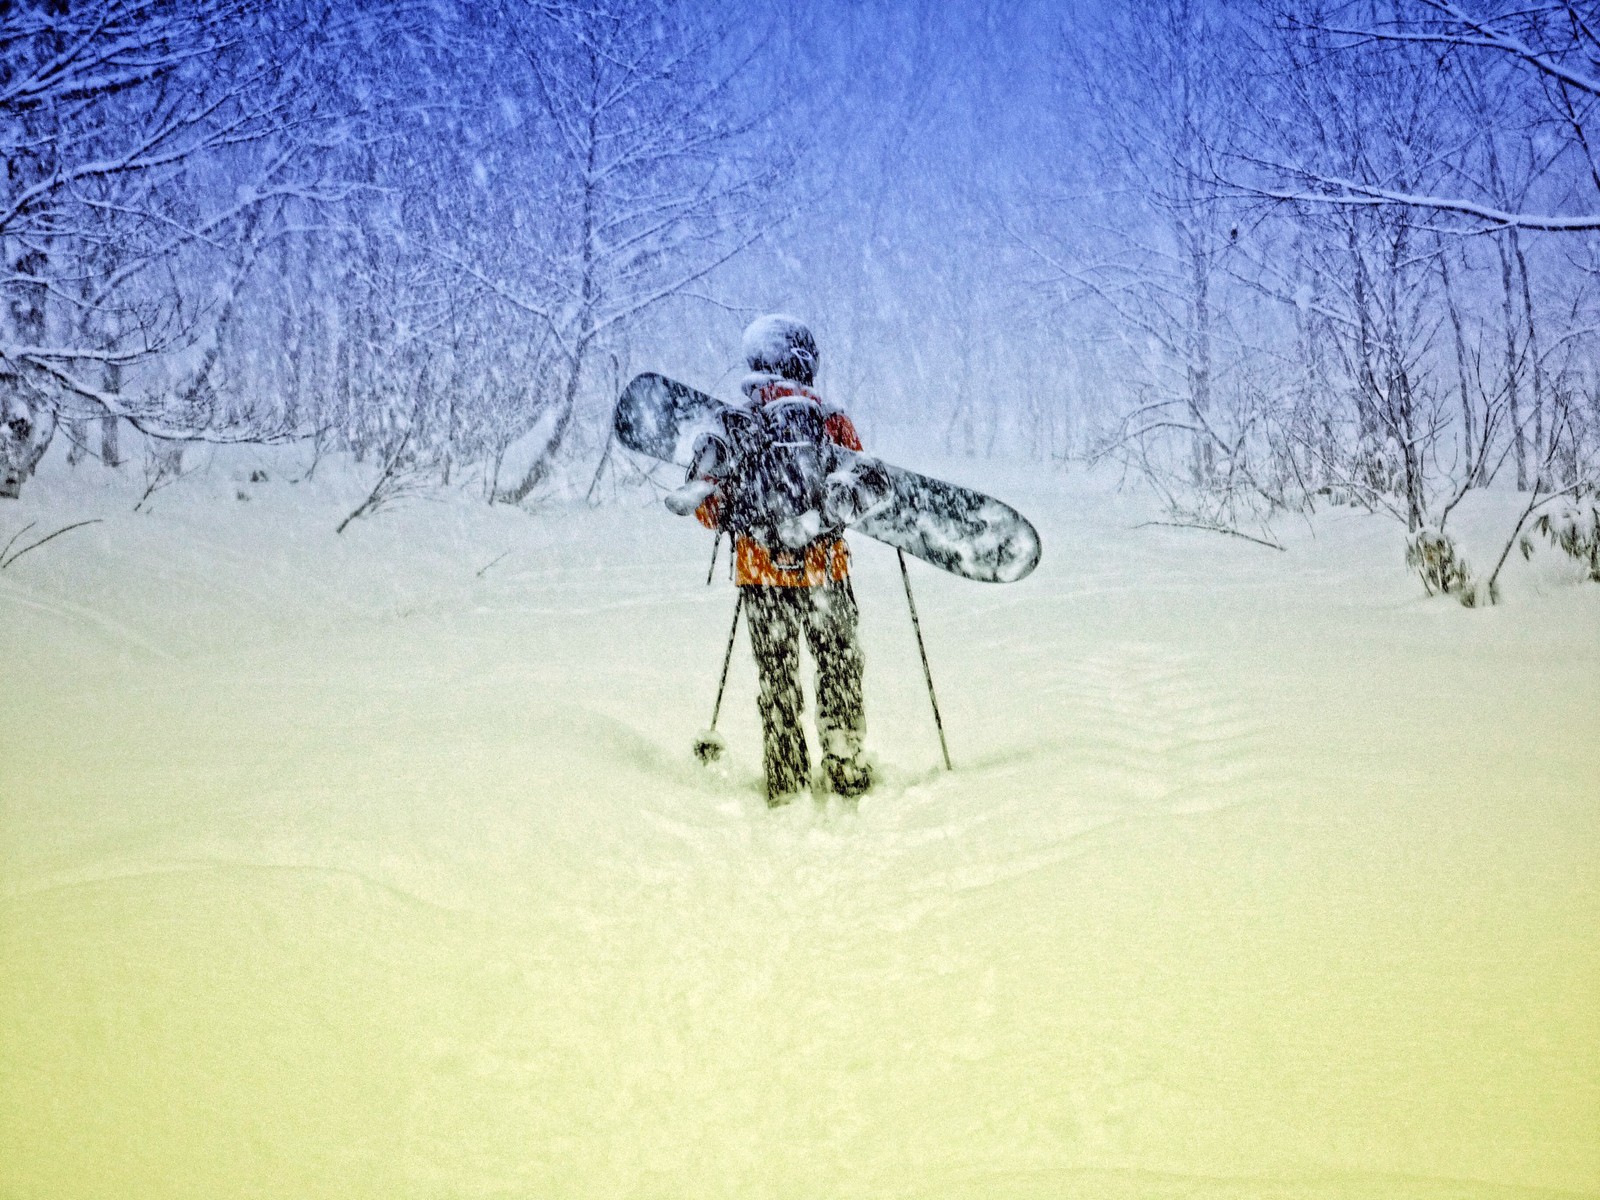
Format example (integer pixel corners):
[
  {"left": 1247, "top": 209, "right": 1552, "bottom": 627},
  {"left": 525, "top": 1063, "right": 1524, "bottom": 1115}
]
[{"left": 2, "top": 449, "right": 1597, "bottom": 1200}]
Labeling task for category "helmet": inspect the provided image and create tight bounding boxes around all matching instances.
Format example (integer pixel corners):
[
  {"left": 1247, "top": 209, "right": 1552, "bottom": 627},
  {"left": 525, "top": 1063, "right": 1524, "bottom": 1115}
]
[{"left": 742, "top": 314, "right": 818, "bottom": 385}]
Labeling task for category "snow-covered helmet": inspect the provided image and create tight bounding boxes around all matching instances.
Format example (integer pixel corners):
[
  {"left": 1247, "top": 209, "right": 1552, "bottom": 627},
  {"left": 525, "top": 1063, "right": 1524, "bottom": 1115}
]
[{"left": 742, "top": 314, "right": 819, "bottom": 385}]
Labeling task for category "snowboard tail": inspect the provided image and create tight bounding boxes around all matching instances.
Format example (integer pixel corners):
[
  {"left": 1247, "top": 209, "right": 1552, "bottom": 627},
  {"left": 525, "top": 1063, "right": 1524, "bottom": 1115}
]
[
  {"left": 845, "top": 453, "right": 1040, "bottom": 583},
  {"left": 615, "top": 372, "right": 725, "bottom": 465}
]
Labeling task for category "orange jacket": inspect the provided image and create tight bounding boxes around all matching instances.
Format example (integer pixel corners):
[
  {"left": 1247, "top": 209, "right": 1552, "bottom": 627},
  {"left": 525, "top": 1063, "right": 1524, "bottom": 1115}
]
[{"left": 696, "top": 379, "right": 862, "bottom": 587}]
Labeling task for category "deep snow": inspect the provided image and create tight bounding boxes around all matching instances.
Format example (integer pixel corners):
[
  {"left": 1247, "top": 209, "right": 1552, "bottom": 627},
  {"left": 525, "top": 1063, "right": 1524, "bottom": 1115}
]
[{"left": 2, "top": 448, "right": 1597, "bottom": 1200}]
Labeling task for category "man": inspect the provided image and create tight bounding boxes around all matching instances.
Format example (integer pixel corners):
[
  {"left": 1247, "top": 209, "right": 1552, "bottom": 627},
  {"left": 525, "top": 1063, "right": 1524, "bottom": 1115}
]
[{"left": 690, "top": 314, "right": 872, "bottom": 804}]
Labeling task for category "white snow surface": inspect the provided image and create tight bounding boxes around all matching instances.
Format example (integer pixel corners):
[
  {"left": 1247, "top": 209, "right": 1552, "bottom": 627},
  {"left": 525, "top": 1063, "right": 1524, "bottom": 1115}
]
[{"left": 2, "top": 448, "right": 1597, "bottom": 1200}]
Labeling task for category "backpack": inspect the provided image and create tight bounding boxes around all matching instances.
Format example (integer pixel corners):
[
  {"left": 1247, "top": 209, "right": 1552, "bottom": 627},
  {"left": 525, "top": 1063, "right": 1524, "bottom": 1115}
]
[{"left": 690, "top": 396, "right": 840, "bottom": 554}]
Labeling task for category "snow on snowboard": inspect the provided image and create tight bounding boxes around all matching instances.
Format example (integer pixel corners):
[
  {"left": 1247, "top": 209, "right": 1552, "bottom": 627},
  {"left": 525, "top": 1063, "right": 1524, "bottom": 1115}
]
[{"left": 614, "top": 372, "right": 1041, "bottom": 584}]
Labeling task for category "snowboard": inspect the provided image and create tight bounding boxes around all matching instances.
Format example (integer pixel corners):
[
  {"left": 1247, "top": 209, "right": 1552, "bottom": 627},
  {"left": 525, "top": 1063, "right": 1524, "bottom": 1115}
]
[{"left": 615, "top": 372, "right": 1041, "bottom": 584}]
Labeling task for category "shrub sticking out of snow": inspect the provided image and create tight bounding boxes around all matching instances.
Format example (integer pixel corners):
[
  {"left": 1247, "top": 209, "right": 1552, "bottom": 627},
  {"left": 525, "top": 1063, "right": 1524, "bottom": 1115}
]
[
  {"left": 1526, "top": 494, "right": 1600, "bottom": 583},
  {"left": 1405, "top": 526, "right": 1476, "bottom": 603}
]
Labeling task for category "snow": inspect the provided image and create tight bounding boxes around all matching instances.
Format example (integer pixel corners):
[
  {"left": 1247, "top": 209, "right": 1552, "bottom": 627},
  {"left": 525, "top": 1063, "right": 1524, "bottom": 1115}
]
[{"left": 2, "top": 448, "right": 1597, "bottom": 1199}]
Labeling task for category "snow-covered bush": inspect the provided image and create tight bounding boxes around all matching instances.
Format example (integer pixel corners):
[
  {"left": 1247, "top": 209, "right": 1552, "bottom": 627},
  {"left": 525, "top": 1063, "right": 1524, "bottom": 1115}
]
[
  {"left": 0, "top": 393, "right": 53, "bottom": 500},
  {"left": 1405, "top": 526, "right": 1475, "bottom": 601},
  {"left": 1527, "top": 496, "right": 1600, "bottom": 583}
]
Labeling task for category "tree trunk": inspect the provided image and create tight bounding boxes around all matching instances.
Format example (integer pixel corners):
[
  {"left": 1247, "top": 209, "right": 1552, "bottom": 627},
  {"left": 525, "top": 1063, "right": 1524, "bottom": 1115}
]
[
  {"left": 100, "top": 417, "right": 121, "bottom": 468},
  {"left": 1511, "top": 231, "right": 1545, "bottom": 489},
  {"left": 1497, "top": 234, "right": 1528, "bottom": 490},
  {"left": 0, "top": 397, "right": 56, "bottom": 499},
  {"left": 1187, "top": 232, "right": 1214, "bottom": 485},
  {"left": 493, "top": 345, "right": 587, "bottom": 505},
  {"left": 1437, "top": 242, "right": 1479, "bottom": 485}
]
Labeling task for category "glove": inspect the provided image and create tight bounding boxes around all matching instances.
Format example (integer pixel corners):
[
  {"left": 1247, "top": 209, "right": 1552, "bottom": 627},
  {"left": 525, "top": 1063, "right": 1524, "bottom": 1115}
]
[{"left": 665, "top": 477, "right": 718, "bottom": 517}]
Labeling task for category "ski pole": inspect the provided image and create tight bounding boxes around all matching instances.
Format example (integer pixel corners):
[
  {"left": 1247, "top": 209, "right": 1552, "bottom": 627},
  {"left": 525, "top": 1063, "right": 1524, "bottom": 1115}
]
[
  {"left": 705, "top": 530, "right": 724, "bottom": 585},
  {"left": 898, "top": 549, "right": 952, "bottom": 771},
  {"left": 709, "top": 589, "right": 742, "bottom": 726},
  {"left": 695, "top": 589, "right": 743, "bottom": 763}
]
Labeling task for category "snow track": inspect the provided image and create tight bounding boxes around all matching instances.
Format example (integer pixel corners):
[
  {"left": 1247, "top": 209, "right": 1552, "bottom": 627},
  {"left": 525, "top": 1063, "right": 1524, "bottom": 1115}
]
[
  {"left": 2, "top": 455, "right": 1597, "bottom": 1199},
  {"left": 1048, "top": 642, "right": 1269, "bottom": 814}
]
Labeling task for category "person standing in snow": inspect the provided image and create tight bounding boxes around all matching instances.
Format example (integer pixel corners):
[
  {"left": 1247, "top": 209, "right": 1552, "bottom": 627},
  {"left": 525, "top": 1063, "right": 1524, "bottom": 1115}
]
[{"left": 688, "top": 315, "right": 872, "bottom": 804}]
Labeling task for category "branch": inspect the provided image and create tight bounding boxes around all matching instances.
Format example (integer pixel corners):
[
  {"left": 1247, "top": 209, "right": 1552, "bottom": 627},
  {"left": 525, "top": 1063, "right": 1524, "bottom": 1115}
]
[
  {"left": 1409, "top": 0, "right": 1600, "bottom": 97},
  {"left": 1134, "top": 519, "right": 1287, "bottom": 550},
  {"left": 0, "top": 519, "right": 104, "bottom": 569},
  {"left": 1234, "top": 174, "right": 1600, "bottom": 233}
]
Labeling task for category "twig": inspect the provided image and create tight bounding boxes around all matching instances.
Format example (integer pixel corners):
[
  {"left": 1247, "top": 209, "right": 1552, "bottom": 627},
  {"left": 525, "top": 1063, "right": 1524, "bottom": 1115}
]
[
  {"left": 133, "top": 444, "right": 193, "bottom": 513},
  {"left": 1134, "top": 520, "right": 1287, "bottom": 551},
  {"left": 1, "top": 519, "right": 104, "bottom": 569},
  {"left": 1484, "top": 483, "right": 1584, "bottom": 600},
  {"left": 337, "top": 429, "right": 420, "bottom": 535},
  {"left": 585, "top": 427, "right": 616, "bottom": 504},
  {"left": 1, "top": 521, "right": 38, "bottom": 564},
  {"left": 475, "top": 549, "right": 511, "bottom": 578}
]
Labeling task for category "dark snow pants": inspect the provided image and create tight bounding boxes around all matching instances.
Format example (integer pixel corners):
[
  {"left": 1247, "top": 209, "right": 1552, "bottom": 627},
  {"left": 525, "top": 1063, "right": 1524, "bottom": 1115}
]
[{"left": 743, "top": 581, "right": 865, "bottom": 802}]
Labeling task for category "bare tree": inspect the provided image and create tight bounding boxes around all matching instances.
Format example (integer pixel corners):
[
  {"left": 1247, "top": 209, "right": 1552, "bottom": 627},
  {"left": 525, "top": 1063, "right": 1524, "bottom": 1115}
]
[
  {"left": 472, "top": 0, "right": 782, "bottom": 503},
  {"left": 1015, "top": 0, "right": 1293, "bottom": 536},
  {"left": 1232, "top": 0, "right": 1600, "bottom": 231},
  {"left": 0, "top": 0, "right": 361, "bottom": 498}
]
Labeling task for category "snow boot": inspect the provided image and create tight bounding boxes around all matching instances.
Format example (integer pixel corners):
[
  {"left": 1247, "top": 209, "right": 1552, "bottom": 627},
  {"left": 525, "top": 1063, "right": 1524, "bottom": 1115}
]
[{"left": 824, "top": 753, "right": 873, "bottom": 798}]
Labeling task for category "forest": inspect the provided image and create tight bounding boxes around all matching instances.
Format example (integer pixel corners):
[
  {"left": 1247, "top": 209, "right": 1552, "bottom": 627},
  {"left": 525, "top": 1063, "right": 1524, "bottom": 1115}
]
[{"left": 2, "top": 0, "right": 1598, "bottom": 597}]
